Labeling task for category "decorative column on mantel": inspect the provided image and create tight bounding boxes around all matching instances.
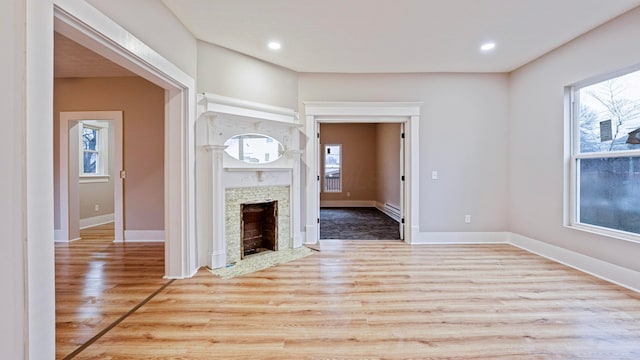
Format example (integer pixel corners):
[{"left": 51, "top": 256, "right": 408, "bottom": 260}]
[
  {"left": 288, "top": 149, "right": 304, "bottom": 248},
  {"left": 204, "top": 144, "right": 227, "bottom": 269}
]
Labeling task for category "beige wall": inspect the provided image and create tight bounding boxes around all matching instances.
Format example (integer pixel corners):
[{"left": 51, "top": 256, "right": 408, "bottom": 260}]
[
  {"left": 509, "top": 6, "right": 640, "bottom": 273},
  {"left": 320, "top": 123, "right": 377, "bottom": 202},
  {"left": 54, "top": 76, "right": 165, "bottom": 231},
  {"left": 376, "top": 123, "right": 401, "bottom": 208},
  {"left": 197, "top": 41, "right": 299, "bottom": 109},
  {"left": 300, "top": 73, "right": 510, "bottom": 232}
]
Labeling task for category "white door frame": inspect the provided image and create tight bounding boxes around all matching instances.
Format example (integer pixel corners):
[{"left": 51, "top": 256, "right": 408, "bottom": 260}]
[
  {"left": 57, "top": 111, "right": 124, "bottom": 242},
  {"left": 304, "top": 101, "right": 422, "bottom": 244},
  {"left": 53, "top": 3, "right": 197, "bottom": 278}
]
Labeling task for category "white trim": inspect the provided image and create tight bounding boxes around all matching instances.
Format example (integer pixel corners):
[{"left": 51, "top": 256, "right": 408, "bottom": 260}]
[
  {"left": 122, "top": 230, "right": 165, "bottom": 242},
  {"left": 412, "top": 232, "right": 510, "bottom": 244},
  {"left": 79, "top": 214, "right": 114, "bottom": 229},
  {"left": 199, "top": 93, "right": 297, "bottom": 124},
  {"left": 59, "top": 111, "right": 124, "bottom": 242},
  {"left": 320, "top": 200, "right": 377, "bottom": 207},
  {"left": 304, "top": 101, "right": 421, "bottom": 245},
  {"left": 210, "top": 249, "right": 227, "bottom": 269},
  {"left": 54, "top": 230, "right": 80, "bottom": 243},
  {"left": 54, "top": 1, "right": 198, "bottom": 280},
  {"left": 376, "top": 202, "right": 401, "bottom": 222},
  {"left": 79, "top": 175, "right": 110, "bottom": 183},
  {"left": 322, "top": 143, "right": 342, "bottom": 192},
  {"left": 509, "top": 233, "right": 640, "bottom": 293}
]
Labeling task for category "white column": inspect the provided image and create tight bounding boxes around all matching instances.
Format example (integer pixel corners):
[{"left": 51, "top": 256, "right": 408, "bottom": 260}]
[
  {"left": 304, "top": 115, "right": 319, "bottom": 244},
  {"left": 205, "top": 145, "right": 227, "bottom": 268},
  {"left": 289, "top": 149, "right": 304, "bottom": 248}
]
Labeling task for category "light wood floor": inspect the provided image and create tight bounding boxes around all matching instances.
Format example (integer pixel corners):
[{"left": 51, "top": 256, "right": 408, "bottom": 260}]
[
  {"left": 55, "top": 223, "right": 166, "bottom": 359},
  {"left": 57, "top": 236, "right": 640, "bottom": 359}
]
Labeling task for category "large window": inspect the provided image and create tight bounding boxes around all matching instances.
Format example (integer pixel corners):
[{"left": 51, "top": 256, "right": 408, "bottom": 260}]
[
  {"left": 569, "top": 68, "right": 640, "bottom": 240},
  {"left": 324, "top": 144, "right": 341, "bottom": 192}
]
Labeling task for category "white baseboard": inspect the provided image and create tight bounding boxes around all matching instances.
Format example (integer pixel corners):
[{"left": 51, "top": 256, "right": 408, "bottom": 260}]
[
  {"left": 320, "top": 200, "right": 376, "bottom": 208},
  {"left": 293, "top": 232, "right": 303, "bottom": 248},
  {"left": 375, "top": 201, "right": 401, "bottom": 222},
  {"left": 412, "top": 231, "right": 509, "bottom": 244},
  {"left": 509, "top": 233, "right": 639, "bottom": 293},
  {"left": 210, "top": 249, "right": 227, "bottom": 269},
  {"left": 79, "top": 213, "right": 114, "bottom": 229},
  {"left": 120, "top": 230, "right": 165, "bottom": 242},
  {"left": 304, "top": 225, "right": 318, "bottom": 244}
]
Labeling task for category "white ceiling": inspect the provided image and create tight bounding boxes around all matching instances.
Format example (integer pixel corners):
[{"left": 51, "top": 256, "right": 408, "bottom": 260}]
[{"left": 162, "top": 0, "right": 640, "bottom": 73}]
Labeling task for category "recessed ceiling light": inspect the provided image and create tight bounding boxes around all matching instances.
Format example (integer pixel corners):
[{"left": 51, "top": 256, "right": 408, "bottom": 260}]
[
  {"left": 268, "top": 41, "right": 281, "bottom": 50},
  {"left": 480, "top": 42, "right": 496, "bottom": 52}
]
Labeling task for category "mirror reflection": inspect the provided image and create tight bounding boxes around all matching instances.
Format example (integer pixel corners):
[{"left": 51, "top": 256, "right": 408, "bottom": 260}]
[{"left": 224, "top": 133, "right": 284, "bottom": 164}]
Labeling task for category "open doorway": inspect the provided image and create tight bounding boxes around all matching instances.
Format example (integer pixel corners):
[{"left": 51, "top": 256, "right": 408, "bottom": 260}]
[
  {"left": 52, "top": 27, "right": 170, "bottom": 359},
  {"left": 303, "top": 101, "right": 421, "bottom": 245},
  {"left": 57, "top": 112, "right": 124, "bottom": 242},
  {"left": 318, "top": 123, "right": 403, "bottom": 240}
]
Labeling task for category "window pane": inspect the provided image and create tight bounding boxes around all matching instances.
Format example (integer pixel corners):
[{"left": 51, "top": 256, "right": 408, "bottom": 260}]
[
  {"left": 578, "top": 156, "right": 640, "bottom": 234},
  {"left": 223, "top": 134, "right": 284, "bottom": 164},
  {"left": 324, "top": 145, "right": 341, "bottom": 192},
  {"left": 578, "top": 70, "right": 640, "bottom": 153},
  {"left": 82, "top": 128, "right": 98, "bottom": 151},
  {"left": 83, "top": 152, "right": 98, "bottom": 174}
]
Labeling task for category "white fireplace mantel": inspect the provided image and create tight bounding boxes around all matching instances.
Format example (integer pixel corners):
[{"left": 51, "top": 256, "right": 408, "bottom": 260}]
[{"left": 196, "top": 93, "right": 303, "bottom": 269}]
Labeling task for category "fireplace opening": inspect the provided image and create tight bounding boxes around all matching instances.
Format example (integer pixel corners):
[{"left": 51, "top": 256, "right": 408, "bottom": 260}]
[{"left": 240, "top": 200, "right": 278, "bottom": 259}]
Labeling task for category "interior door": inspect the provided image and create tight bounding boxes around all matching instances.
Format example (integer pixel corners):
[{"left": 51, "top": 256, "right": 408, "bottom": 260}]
[
  {"left": 399, "top": 122, "right": 405, "bottom": 240},
  {"left": 316, "top": 122, "right": 321, "bottom": 241}
]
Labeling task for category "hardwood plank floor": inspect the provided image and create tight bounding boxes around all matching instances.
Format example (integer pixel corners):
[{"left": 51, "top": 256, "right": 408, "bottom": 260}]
[
  {"left": 55, "top": 223, "right": 166, "bottom": 359},
  {"left": 64, "top": 240, "right": 640, "bottom": 359}
]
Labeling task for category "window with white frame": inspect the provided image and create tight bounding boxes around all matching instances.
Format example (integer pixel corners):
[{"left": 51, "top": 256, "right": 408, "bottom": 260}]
[
  {"left": 323, "top": 144, "right": 341, "bottom": 192},
  {"left": 569, "top": 68, "right": 640, "bottom": 240},
  {"left": 80, "top": 120, "right": 109, "bottom": 180}
]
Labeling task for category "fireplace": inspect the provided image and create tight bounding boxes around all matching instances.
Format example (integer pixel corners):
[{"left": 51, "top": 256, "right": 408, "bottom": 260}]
[{"left": 240, "top": 200, "right": 278, "bottom": 259}]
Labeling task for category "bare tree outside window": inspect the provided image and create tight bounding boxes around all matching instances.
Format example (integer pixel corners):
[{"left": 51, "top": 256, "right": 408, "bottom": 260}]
[{"left": 574, "top": 70, "right": 640, "bottom": 236}]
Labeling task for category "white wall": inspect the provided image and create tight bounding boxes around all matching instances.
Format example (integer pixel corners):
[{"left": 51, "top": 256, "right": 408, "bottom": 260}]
[
  {"left": 1, "top": 0, "right": 27, "bottom": 358},
  {"left": 299, "top": 73, "right": 510, "bottom": 232},
  {"left": 197, "top": 41, "right": 299, "bottom": 109},
  {"left": 509, "top": 7, "right": 640, "bottom": 272},
  {"left": 87, "top": 0, "right": 198, "bottom": 78}
]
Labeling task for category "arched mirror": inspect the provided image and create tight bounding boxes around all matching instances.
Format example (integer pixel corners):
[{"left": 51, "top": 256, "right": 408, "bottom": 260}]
[{"left": 224, "top": 133, "right": 284, "bottom": 164}]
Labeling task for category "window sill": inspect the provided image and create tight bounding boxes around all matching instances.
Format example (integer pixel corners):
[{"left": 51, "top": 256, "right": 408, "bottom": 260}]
[
  {"left": 566, "top": 223, "right": 640, "bottom": 244},
  {"left": 80, "top": 175, "right": 110, "bottom": 184}
]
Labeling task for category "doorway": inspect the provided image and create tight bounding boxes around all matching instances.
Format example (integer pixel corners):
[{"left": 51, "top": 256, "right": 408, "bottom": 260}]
[
  {"left": 304, "top": 101, "right": 422, "bottom": 245},
  {"left": 318, "top": 122, "right": 403, "bottom": 240},
  {"left": 57, "top": 112, "right": 124, "bottom": 242}
]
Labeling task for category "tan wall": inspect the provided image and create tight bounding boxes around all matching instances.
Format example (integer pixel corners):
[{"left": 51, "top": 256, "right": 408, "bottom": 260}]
[
  {"left": 54, "top": 77, "right": 165, "bottom": 230},
  {"left": 376, "top": 123, "right": 401, "bottom": 208},
  {"left": 320, "top": 123, "right": 377, "bottom": 202}
]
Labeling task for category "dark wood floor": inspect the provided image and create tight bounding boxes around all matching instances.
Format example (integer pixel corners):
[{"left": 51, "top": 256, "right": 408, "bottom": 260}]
[{"left": 56, "top": 232, "right": 640, "bottom": 359}]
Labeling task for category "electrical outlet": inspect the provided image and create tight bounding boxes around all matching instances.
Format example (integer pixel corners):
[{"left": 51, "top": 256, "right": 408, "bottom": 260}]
[
  {"left": 465, "top": 214, "right": 471, "bottom": 223},
  {"left": 431, "top": 171, "right": 438, "bottom": 180},
  {"left": 347, "top": 192, "right": 351, "bottom": 197},
  {"left": 95, "top": 204, "right": 100, "bottom": 212}
]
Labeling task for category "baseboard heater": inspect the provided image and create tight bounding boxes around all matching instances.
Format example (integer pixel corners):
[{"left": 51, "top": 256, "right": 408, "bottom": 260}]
[{"left": 382, "top": 203, "right": 401, "bottom": 222}]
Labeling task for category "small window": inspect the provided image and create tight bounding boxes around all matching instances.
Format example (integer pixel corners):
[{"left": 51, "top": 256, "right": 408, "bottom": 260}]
[
  {"left": 569, "top": 68, "right": 640, "bottom": 240},
  {"left": 79, "top": 121, "right": 109, "bottom": 181},
  {"left": 324, "top": 144, "right": 341, "bottom": 192}
]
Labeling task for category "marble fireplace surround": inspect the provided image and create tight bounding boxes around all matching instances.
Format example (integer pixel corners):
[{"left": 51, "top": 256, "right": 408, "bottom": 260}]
[{"left": 197, "top": 93, "right": 303, "bottom": 269}]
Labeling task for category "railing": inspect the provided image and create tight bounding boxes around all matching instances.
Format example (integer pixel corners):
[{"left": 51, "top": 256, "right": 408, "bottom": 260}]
[{"left": 324, "top": 175, "right": 341, "bottom": 192}]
